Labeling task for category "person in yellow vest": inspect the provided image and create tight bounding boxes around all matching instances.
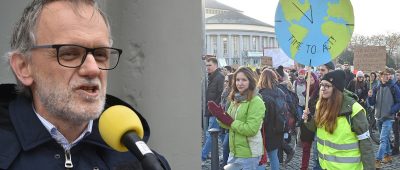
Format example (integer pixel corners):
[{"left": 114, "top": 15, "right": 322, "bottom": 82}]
[{"left": 303, "top": 70, "right": 375, "bottom": 170}]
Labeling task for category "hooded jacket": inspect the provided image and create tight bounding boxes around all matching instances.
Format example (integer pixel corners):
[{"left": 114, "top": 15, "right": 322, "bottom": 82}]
[
  {"left": 305, "top": 90, "right": 375, "bottom": 170},
  {"left": 0, "top": 84, "right": 170, "bottom": 170},
  {"left": 368, "top": 79, "right": 400, "bottom": 121}
]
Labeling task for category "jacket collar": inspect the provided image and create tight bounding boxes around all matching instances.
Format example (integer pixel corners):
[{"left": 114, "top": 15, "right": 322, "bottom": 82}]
[
  {"left": 338, "top": 90, "right": 358, "bottom": 116},
  {"left": 3, "top": 84, "right": 151, "bottom": 151},
  {"left": 9, "top": 95, "right": 55, "bottom": 151},
  {"left": 9, "top": 95, "right": 112, "bottom": 151}
]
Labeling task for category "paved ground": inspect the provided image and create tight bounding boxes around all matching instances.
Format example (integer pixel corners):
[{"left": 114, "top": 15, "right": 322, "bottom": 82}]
[{"left": 201, "top": 138, "right": 400, "bottom": 170}]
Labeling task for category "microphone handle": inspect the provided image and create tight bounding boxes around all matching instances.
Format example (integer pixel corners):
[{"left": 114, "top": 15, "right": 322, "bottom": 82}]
[{"left": 122, "top": 132, "right": 165, "bottom": 170}]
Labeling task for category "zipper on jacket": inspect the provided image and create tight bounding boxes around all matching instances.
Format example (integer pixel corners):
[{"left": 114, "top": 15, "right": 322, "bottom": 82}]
[{"left": 65, "top": 149, "right": 73, "bottom": 169}]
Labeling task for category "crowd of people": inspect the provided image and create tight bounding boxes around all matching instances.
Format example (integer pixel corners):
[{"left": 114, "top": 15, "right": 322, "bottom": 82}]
[{"left": 202, "top": 57, "right": 400, "bottom": 170}]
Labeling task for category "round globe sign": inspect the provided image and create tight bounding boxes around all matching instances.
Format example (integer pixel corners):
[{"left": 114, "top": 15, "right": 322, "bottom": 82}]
[{"left": 275, "top": 0, "right": 354, "bottom": 66}]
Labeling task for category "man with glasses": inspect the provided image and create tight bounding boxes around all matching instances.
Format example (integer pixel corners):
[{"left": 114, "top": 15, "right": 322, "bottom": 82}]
[
  {"left": 368, "top": 68, "right": 400, "bottom": 168},
  {"left": 0, "top": 0, "right": 169, "bottom": 169}
]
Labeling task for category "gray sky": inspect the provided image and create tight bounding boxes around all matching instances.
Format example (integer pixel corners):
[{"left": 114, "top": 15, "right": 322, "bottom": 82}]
[{"left": 217, "top": 0, "right": 400, "bottom": 36}]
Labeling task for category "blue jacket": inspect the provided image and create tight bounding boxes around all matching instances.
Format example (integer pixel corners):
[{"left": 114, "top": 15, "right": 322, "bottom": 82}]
[
  {"left": 0, "top": 84, "right": 170, "bottom": 170},
  {"left": 368, "top": 80, "right": 400, "bottom": 121}
]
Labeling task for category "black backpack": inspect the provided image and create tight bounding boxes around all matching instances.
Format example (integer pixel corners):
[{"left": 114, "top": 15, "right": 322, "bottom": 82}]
[
  {"left": 277, "top": 84, "right": 299, "bottom": 130},
  {"left": 262, "top": 88, "right": 288, "bottom": 134}
]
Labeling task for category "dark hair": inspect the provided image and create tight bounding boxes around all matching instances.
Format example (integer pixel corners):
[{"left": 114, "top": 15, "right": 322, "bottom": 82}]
[
  {"left": 228, "top": 67, "right": 257, "bottom": 102},
  {"left": 370, "top": 72, "right": 377, "bottom": 81},
  {"left": 206, "top": 57, "right": 218, "bottom": 66},
  {"left": 224, "top": 66, "right": 233, "bottom": 73}
]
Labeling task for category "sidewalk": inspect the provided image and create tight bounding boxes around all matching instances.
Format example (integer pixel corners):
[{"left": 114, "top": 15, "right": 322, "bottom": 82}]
[{"left": 201, "top": 140, "right": 400, "bottom": 170}]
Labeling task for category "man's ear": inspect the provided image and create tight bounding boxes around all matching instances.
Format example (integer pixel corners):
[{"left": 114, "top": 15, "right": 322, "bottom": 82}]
[{"left": 9, "top": 52, "right": 33, "bottom": 86}]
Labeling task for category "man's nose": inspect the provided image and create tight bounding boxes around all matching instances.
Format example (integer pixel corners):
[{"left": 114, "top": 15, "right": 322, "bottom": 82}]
[{"left": 78, "top": 54, "right": 101, "bottom": 77}]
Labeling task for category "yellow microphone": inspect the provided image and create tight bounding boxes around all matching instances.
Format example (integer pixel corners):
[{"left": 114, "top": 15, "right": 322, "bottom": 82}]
[{"left": 99, "top": 105, "right": 164, "bottom": 170}]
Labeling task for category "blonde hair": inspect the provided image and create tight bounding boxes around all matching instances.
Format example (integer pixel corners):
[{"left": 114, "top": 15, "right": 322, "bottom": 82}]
[{"left": 257, "top": 68, "right": 278, "bottom": 89}]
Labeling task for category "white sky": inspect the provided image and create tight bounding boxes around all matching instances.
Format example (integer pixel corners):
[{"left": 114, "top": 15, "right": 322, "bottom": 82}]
[{"left": 216, "top": 0, "right": 400, "bottom": 36}]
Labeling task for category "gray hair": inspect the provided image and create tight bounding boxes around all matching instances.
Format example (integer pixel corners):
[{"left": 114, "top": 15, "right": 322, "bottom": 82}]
[{"left": 9, "top": 0, "right": 112, "bottom": 98}]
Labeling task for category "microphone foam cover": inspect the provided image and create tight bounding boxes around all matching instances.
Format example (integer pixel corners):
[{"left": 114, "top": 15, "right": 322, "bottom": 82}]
[{"left": 99, "top": 105, "right": 144, "bottom": 152}]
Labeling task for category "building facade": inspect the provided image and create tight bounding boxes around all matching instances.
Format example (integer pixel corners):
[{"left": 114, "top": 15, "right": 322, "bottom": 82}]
[{"left": 205, "top": 0, "right": 277, "bottom": 66}]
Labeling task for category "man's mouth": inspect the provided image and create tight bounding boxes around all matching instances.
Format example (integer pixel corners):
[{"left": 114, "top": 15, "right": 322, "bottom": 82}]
[{"left": 76, "top": 84, "right": 100, "bottom": 96}]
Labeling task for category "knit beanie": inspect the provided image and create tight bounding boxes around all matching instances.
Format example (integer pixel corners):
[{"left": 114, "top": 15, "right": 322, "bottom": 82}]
[
  {"left": 321, "top": 70, "right": 346, "bottom": 92},
  {"left": 324, "top": 62, "right": 335, "bottom": 70},
  {"left": 356, "top": 71, "right": 364, "bottom": 77}
]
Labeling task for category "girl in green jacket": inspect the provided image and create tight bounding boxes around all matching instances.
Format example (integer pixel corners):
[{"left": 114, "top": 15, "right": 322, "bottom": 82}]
[{"left": 208, "top": 67, "right": 266, "bottom": 170}]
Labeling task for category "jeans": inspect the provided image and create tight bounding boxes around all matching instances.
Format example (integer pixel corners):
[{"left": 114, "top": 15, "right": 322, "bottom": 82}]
[
  {"left": 301, "top": 141, "right": 312, "bottom": 170},
  {"left": 393, "top": 118, "right": 399, "bottom": 153},
  {"left": 267, "top": 149, "right": 279, "bottom": 170},
  {"left": 376, "top": 119, "right": 393, "bottom": 160},
  {"left": 227, "top": 154, "right": 261, "bottom": 170},
  {"left": 222, "top": 132, "right": 229, "bottom": 166},
  {"left": 201, "top": 116, "right": 223, "bottom": 161},
  {"left": 312, "top": 135, "right": 322, "bottom": 170}
]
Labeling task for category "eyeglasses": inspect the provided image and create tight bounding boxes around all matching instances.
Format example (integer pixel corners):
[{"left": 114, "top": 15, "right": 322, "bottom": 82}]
[
  {"left": 31, "top": 44, "right": 122, "bottom": 70},
  {"left": 320, "top": 83, "right": 332, "bottom": 89}
]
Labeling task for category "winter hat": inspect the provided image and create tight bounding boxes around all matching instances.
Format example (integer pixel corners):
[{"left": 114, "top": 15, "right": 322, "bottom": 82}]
[
  {"left": 298, "top": 69, "right": 306, "bottom": 75},
  {"left": 321, "top": 70, "right": 346, "bottom": 92},
  {"left": 356, "top": 71, "right": 364, "bottom": 77},
  {"left": 324, "top": 61, "right": 335, "bottom": 70},
  {"left": 276, "top": 65, "right": 285, "bottom": 78}
]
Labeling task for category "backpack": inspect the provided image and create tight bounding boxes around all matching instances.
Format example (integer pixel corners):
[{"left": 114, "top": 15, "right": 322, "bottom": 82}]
[
  {"left": 262, "top": 88, "right": 287, "bottom": 134},
  {"left": 277, "top": 84, "right": 299, "bottom": 131}
]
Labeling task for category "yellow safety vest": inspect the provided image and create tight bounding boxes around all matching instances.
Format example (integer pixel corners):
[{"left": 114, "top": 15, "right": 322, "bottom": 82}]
[{"left": 316, "top": 102, "right": 365, "bottom": 170}]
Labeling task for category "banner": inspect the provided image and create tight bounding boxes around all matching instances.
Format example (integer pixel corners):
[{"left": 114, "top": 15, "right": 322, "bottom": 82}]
[{"left": 353, "top": 46, "right": 386, "bottom": 72}]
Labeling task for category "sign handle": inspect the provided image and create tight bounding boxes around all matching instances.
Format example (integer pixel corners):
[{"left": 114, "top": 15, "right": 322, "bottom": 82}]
[{"left": 304, "top": 59, "right": 312, "bottom": 123}]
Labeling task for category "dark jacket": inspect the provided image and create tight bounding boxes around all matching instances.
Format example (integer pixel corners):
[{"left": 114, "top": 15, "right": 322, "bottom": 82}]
[
  {"left": 347, "top": 80, "right": 368, "bottom": 105},
  {"left": 299, "top": 91, "right": 318, "bottom": 142},
  {"left": 0, "top": 84, "right": 170, "bottom": 170},
  {"left": 344, "top": 69, "right": 354, "bottom": 89},
  {"left": 205, "top": 69, "right": 224, "bottom": 117},
  {"left": 305, "top": 90, "right": 375, "bottom": 170},
  {"left": 259, "top": 87, "right": 284, "bottom": 152},
  {"left": 368, "top": 79, "right": 400, "bottom": 121}
]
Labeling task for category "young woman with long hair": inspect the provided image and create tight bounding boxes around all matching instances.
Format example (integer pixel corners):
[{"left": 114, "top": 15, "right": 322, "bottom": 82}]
[
  {"left": 299, "top": 71, "right": 319, "bottom": 170},
  {"left": 303, "top": 70, "right": 374, "bottom": 170},
  {"left": 207, "top": 67, "right": 265, "bottom": 169},
  {"left": 257, "top": 68, "right": 286, "bottom": 170}
]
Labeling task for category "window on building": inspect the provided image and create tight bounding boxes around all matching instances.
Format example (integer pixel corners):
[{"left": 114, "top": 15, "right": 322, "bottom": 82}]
[
  {"left": 211, "top": 35, "right": 217, "bottom": 55},
  {"left": 222, "top": 36, "right": 228, "bottom": 57},
  {"left": 263, "top": 37, "right": 268, "bottom": 48},
  {"left": 243, "top": 36, "right": 250, "bottom": 51},
  {"left": 232, "top": 58, "right": 239, "bottom": 65},
  {"left": 253, "top": 58, "right": 259, "bottom": 65},
  {"left": 252, "top": 36, "right": 259, "bottom": 51}
]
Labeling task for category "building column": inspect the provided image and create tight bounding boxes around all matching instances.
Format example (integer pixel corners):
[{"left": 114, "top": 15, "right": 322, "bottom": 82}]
[
  {"left": 249, "top": 35, "right": 253, "bottom": 51},
  {"left": 239, "top": 35, "right": 244, "bottom": 65},
  {"left": 259, "top": 36, "right": 262, "bottom": 51},
  {"left": 206, "top": 34, "right": 211, "bottom": 54},
  {"left": 217, "top": 34, "right": 221, "bottom": 58},
  {"left": 228, "top": 34, "right": 233, "bottom": 64}
]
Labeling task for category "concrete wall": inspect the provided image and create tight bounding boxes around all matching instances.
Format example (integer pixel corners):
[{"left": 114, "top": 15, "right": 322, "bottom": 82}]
[{"left": 0, "top": 0, "right": 202, "bottom": 169}]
